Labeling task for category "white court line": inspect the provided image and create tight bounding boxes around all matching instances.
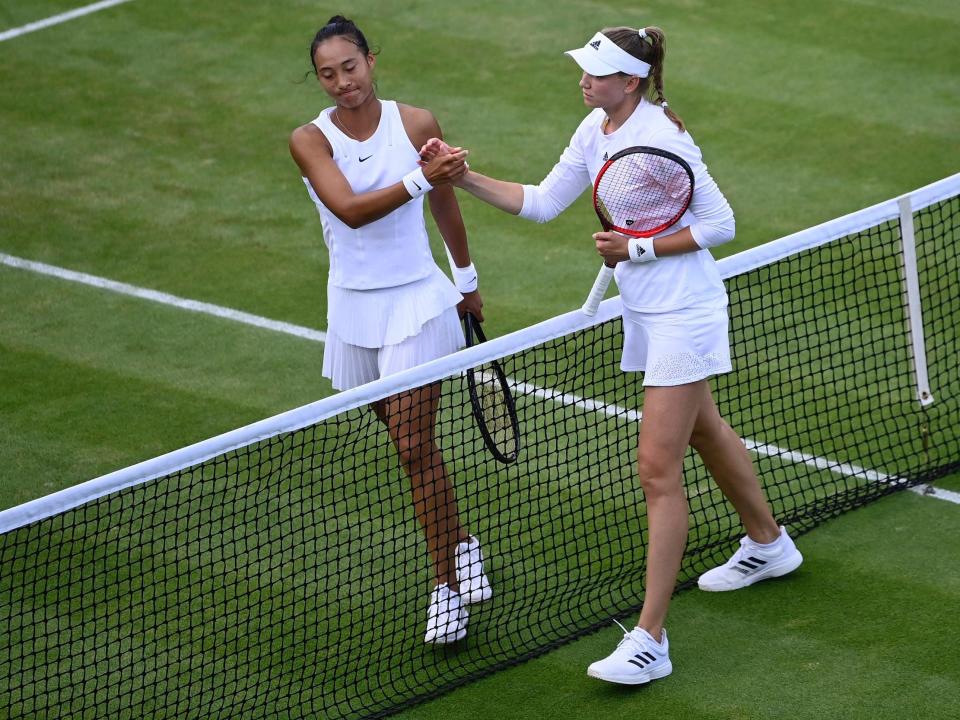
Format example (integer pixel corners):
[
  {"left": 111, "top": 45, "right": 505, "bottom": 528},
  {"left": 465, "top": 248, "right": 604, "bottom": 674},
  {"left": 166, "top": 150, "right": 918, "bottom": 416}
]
[
  {"left": 508, "top": 378, "right": 642, "bottom": 424},
  {"left": 507, "top": 379, "right": 959, "bottom": 504},
  {"left": 0, "top": 0, "right": 134, "bottom": 43},
  {"left": 6, "top": 252, "right": 953, "bottom": 505},
  {"left": 911, "top": 484, "right": 960, "bottom": 505},
  {"left": 1, "top": 253, "right": 326, "bottom": 342}
]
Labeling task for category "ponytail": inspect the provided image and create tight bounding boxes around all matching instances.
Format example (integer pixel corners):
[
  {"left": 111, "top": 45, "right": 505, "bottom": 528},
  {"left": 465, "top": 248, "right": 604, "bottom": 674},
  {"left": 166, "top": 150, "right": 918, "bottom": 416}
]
[{"left": 602, "top": 25, "right": 685, "bottom": 132}]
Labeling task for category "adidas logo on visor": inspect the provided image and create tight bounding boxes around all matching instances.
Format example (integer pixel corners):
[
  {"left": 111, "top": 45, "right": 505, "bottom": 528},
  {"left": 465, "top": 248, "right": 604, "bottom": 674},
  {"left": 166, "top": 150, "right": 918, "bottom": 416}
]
[{"left": 567, "top": 32, "right": 652, "bottom": 78}]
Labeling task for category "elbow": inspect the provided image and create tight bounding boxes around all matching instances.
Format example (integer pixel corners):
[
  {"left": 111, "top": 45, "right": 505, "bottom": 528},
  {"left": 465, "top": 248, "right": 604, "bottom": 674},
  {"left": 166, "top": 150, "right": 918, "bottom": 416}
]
[
  {"left": 518, "top": 188, "right": 561, "bottom": 224},
  {"left": 720, "top": 216, "right": 735, "bottom": 244},
  {"left": 332, "top": 212, "right": 362, "bottom": 229},
  {"left": 691, "top": 214, "right": 735, "bottom": 250},
  {"left": 519, "top": 209, "right": 553, "bottom": 224},
  {"left": 332, "top": 201, "right": 370, "bottom": 229},
  {"left": 710, "top": 225, "right": 736, "bottom": 249},
  {"left": 712, "top": 207, "right": 736, "bottom": 244}
]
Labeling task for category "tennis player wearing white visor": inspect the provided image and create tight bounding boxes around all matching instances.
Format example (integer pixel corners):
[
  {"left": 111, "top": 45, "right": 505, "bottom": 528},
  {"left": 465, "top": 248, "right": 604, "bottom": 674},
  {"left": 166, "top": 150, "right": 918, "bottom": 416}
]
[{"left": 420, "top": 25, "right": 804, "bottom": 684}]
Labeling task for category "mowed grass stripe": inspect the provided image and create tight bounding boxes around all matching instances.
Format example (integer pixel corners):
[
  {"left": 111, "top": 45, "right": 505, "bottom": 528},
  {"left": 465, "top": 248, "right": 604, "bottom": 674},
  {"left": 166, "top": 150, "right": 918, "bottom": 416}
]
[
  {"left": 1, "top": 1, "right": 957, "bottom": 332},
  {"left": 0, "top": 1, "right": 957, "bottom": 717},
  {"left": 0, "top": 266, "right": 330, "bottom": 498}
]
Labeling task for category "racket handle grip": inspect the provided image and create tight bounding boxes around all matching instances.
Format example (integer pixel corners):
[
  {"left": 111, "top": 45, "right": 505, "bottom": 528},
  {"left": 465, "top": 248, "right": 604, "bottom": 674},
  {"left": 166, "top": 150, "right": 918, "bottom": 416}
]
[{"left": 581, "top": 263, "right": 615, "bottom": 316}]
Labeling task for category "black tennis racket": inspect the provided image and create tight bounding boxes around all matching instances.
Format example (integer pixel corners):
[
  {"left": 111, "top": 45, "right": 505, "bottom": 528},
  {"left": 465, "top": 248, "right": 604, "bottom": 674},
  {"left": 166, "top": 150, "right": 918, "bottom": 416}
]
[
  {"left": 463, "top": 312, "right": 520, "bottom": 464},
  {"left": 581, "top": 146, "right": 695, "bottom": 315}
]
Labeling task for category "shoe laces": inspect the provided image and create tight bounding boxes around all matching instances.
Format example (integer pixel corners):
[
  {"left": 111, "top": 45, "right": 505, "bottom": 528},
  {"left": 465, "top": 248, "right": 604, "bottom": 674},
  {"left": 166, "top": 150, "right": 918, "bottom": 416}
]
[
  {"left": 726, "top": 536, "right": 751, "bottom": 564},
  {"left": 611, "top": 620, "right": 647, "bottom": 657}
]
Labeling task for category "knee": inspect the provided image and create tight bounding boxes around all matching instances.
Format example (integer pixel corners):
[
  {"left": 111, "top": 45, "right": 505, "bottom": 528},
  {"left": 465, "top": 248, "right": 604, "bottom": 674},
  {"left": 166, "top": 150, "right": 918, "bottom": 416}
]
[
  {"left": 393, "top": 432, "right": 433, "bottom": 471},
  {"left": 394, "top": 434, "right": 421, "bottom": 466},
  {"left": 636, "top": 448, "right": 681, "bottom": 499}
]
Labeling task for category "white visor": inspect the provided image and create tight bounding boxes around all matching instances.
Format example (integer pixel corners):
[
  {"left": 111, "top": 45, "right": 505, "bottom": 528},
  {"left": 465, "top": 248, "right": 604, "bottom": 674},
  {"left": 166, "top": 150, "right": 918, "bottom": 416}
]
[{"left": 564, "top": 32, "right": 651, "bottom": 78}]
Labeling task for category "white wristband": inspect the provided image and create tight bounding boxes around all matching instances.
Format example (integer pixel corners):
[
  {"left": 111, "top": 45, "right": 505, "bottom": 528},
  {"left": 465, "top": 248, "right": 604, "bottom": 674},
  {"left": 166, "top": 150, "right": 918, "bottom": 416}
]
[
  {"left": 628, "top": 237, "right": 657, "bottom": 263},
  {"left": 450, "top": 262, "right": 478, "bottom": 293},
  {"left": 401, "top": 167, "right": 433, "bottom": 199}
]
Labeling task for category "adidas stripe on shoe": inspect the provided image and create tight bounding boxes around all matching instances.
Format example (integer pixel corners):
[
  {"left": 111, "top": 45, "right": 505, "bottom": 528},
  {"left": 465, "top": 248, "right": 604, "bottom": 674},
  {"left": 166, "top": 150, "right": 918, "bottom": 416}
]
[
  {"left": 698, "top": 525, "right": 803, "bottom": 592},
  {"left": 587, "top": 622, "right": 672, "bottom": 685}
]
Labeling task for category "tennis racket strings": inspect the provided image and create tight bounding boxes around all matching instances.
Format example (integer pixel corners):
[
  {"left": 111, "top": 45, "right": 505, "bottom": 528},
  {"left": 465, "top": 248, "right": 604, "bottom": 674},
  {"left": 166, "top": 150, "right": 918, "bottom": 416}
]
[
  {"left": 463, "top": 313, "right": 520, "bottom": 464},
  {"left": 594, "top": 150, "right": 693, "bottom": 235},
  {"left": 471, "top": 367, "right": 517, "bottom": 448},
  {"left": 582, "top": 147, "right": 695, "bottom": 316}
]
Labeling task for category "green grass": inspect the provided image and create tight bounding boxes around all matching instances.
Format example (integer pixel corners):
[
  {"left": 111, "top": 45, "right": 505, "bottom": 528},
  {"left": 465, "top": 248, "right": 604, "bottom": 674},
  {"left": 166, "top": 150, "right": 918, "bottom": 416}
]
[
  {"left": 1, "top": 0, "right": 959, "bottom": 718},
  {"left": 0, "top": 266, "right": 330, "bottom": 505},
  {"left": 393, "top": 486, "right": 960, "bottom": 720},
  {"left": 0, "top": 0, "right": 956, "bottom": 497}
]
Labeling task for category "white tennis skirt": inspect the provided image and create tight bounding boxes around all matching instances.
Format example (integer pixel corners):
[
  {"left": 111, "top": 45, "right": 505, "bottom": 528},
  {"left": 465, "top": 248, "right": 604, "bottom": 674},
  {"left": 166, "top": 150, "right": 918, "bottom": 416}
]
[
  {"left": 323, "top": 306, "right": 464, "bottom": 391},
  {"left": 620, "top": 304, "right": 732, "bottom": 386}
]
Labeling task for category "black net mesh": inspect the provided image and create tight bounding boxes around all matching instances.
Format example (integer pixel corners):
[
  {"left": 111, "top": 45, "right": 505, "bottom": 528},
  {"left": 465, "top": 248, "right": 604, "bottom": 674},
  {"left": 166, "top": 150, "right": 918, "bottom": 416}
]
[{"left": 1, "top": 192, "right": 958, "bottom": 719}]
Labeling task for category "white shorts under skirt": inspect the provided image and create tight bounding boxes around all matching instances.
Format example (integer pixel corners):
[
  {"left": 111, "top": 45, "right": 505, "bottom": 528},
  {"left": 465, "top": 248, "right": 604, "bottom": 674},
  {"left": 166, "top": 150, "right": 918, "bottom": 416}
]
[
  {"left": 322, "top": 306, "right": 465, "bottom": 391},
  {"left": 620, "top": 304, "right": 733, "bottom": 386}
]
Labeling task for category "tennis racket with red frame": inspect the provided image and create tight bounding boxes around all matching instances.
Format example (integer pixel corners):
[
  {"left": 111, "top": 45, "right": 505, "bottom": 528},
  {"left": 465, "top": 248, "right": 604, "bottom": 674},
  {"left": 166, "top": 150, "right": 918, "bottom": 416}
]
[{"left": 581, "top": 146, "right": 695, "bottom": 315}]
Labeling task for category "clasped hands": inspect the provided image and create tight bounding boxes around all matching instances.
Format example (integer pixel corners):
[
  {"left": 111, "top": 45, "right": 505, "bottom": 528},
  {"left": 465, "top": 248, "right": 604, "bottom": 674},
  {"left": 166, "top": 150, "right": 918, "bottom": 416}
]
[
  {"left": 419, "top": 138, "right": 469, "bottom": 186},
  {"left": 419, "top": 138, "right": 639, "bottom": 265}
]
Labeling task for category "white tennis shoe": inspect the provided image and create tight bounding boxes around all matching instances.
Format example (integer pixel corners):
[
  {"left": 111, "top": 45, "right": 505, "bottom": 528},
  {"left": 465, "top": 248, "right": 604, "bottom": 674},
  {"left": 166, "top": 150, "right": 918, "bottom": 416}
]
[
  {"left": 455, "top": 535, "right": 492, "bottom": 605},
  {"left": 587, "top": 622, "right": 672, "bottom": 685},
  {"left": 423, "top": 583, "right": 468, "bottom": 644},
  {"left": 698, "top": 525, "right": 803, "bottom": 592}
]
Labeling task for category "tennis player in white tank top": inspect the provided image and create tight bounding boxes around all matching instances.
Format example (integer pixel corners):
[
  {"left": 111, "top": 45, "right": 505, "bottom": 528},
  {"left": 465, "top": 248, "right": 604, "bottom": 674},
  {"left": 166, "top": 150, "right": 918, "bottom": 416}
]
[
  {"left": 421, "top": 25, "right": 803, "bottom": 682},
  {"left": 289, "top": 16, "right": 492, "bottom": 645}
]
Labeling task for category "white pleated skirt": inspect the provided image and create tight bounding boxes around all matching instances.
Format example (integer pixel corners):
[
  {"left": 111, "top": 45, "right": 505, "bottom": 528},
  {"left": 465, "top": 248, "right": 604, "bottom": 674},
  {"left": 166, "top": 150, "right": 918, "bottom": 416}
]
[{"left": 323, "top": 266, "right": 465, "bottom": 391}]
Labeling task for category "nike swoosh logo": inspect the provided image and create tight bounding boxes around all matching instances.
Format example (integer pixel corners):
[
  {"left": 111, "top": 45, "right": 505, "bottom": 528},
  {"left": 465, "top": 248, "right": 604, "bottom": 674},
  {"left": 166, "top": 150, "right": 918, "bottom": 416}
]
[
  {"left": 412, "top": 180, "right": 422, "bottom": 191},
  {"left": 359, "top": 155, "right": 373, "bottom": 162}
]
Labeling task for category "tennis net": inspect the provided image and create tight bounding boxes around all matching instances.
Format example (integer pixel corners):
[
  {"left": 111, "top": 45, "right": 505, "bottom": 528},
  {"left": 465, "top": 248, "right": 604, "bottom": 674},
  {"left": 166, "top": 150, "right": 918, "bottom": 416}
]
[{"left": 1, "top": 174, "right": 958, "bottom": 719}]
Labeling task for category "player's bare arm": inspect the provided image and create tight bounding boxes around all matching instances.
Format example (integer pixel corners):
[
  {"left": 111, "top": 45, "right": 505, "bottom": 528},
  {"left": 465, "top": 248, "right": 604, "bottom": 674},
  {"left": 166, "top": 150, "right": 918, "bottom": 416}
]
[
  {"left": 289, "top": 121, "right": 468, "bottom": 229},
  {"left": 419, "top": 137, "right": 525, "bottom": 215},
  {"left": 400, "top": 105, "right": 484, "bottom": 320}
]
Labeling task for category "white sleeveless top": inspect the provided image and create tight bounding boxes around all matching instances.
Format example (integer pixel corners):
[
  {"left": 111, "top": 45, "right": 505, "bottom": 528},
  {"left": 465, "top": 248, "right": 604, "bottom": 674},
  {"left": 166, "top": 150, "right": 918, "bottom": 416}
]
[
  {"left": 301, "top": 100, "right": 436, "bottom": 290},
  {"left": 301, "top": 100, "right": 462, "bottom": 348}
]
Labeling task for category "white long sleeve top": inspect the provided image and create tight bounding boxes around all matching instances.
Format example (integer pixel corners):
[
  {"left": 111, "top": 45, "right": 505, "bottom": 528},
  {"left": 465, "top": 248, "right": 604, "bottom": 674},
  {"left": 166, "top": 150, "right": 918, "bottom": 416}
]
[{"left": 519, "top": 99, "right": 734, "bottom": 312}]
